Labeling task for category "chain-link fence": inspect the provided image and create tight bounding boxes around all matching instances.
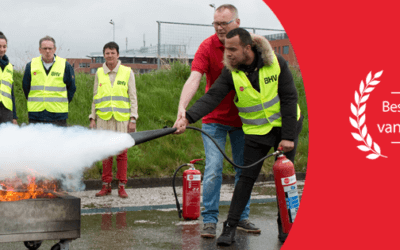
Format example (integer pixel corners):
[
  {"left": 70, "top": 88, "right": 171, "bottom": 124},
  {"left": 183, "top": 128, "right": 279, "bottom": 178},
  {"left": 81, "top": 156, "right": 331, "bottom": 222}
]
[{"left": 156, "top": 21, "right": 285, "bottom": 69}]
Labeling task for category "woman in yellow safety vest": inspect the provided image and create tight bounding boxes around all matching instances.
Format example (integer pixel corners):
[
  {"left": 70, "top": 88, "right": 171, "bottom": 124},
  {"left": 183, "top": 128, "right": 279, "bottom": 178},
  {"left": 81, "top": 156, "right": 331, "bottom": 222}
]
[{"left": 0, "top": 31, "right": 17, "bottom": 124}]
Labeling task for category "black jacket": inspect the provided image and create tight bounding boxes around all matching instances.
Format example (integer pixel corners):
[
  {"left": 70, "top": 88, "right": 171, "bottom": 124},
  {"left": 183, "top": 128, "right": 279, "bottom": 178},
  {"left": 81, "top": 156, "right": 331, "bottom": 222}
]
[{"left": 186, "top": 36, "right": 300, "bottom": 142}]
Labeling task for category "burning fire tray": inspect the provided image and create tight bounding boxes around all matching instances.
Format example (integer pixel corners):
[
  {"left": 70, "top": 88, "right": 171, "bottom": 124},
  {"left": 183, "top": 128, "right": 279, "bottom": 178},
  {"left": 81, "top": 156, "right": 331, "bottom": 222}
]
[{"left": 0, "top": 190, "right": 80, "bottom": 243}]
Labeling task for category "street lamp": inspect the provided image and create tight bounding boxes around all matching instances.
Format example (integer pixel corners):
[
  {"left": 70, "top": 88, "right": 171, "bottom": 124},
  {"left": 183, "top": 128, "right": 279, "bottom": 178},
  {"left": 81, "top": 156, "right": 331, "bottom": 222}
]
[
  {"left": 209, "top": 4, "right": 215, "bottom": 11},
  {"left": 109, "top": 19, "right": 115, "bottom": 41}
]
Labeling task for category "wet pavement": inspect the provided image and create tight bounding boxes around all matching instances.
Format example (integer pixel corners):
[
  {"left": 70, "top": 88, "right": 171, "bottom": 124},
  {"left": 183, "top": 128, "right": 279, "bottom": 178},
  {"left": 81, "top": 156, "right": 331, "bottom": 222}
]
[{"left": 0, "top": 181, "right": 304, "bottom": 250}]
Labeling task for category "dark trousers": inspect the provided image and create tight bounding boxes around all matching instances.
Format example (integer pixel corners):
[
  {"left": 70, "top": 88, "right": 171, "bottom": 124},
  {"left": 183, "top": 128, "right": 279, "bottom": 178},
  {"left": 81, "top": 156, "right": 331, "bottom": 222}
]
[
  {"left": 227, "top": 117, "right": 303, "bottom": 224},
  {"left": 29, "top": 119, "right": 67, "bottom": 127},
  {"left": 0, "top": 103, "right": 13, "bottom": 124}
]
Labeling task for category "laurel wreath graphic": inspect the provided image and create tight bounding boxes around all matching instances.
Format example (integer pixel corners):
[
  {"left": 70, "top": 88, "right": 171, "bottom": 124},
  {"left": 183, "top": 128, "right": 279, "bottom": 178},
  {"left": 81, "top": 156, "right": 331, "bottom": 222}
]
[{"left": 350, "top": 70, "right": 387, "bottom": 159}]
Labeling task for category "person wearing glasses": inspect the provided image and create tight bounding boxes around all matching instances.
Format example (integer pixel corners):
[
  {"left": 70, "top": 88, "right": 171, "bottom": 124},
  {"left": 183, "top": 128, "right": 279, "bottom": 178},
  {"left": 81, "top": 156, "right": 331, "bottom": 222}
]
[
  {"left": 0, "top": 31, "right": 18, "bottom": 125},
  {"left": 173, "top": 4, "right": 259, "bottom": 238},
  {"left": 22, "top": 36, "right": 76, "bottom": 127}
]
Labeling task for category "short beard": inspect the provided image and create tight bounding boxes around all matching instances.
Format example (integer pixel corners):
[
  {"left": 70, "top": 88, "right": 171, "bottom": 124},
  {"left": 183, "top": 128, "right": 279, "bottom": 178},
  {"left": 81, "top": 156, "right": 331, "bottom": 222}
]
[
  {"left": 236, "top": 51, "right": 249, "bottom": 67},
  {"left": 243, "top": 51, "right": 251, "bottom": 64}
]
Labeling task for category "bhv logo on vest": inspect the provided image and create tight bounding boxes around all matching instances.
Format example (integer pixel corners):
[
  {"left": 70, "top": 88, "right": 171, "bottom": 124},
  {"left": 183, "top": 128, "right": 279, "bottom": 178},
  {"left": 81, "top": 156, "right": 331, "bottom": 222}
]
[{"left": 264, "top": 74, "right": 278, "bottom": 84}]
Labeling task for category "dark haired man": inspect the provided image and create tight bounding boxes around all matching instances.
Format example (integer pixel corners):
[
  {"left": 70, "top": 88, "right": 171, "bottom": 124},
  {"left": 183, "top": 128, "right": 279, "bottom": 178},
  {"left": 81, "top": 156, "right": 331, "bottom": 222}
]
[
  {"left": 102, "top": 41, "right": 119, "bottom": 54},
  {"left": 23, "top": 36, "right": 76, "bottom": 126},
  {"left": 174, "top": 28, "right": 303, "bottom": 246},
  {"left": 89, "top": 42, "right": 138, "bottom": 199}
]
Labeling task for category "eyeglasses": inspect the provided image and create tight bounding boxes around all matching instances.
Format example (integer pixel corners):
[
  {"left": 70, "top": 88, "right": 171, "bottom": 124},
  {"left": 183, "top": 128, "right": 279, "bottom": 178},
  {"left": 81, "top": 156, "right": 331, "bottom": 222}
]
[
  {"left": 40, "top": 47, "right": 55, "bottom": 51},
  {"left": 212, "top": 19, "right": 235, "bottom": 27}
]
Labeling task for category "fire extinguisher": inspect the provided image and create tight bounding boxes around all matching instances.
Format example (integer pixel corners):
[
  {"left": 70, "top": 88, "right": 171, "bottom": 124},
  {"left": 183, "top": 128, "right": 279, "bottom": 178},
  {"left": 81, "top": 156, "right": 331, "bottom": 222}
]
[
  {"left": 273, "top": 150, "right": 300, "bottom": 242},
  {"left": 172, "top": 159, "right": 203, "bottom": 220}
]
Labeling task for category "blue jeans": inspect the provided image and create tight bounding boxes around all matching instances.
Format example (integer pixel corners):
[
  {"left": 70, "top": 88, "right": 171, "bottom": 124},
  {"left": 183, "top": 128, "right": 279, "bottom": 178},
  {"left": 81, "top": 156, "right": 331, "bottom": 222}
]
[{"left": 201, "top": 123, "right": 251, "bottom": 224}]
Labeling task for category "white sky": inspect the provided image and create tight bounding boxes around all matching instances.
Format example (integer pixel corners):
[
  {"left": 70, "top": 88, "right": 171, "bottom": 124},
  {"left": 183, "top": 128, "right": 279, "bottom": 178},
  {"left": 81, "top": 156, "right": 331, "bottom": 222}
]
[{"left": 1, "top": 0, "right": 283, "bottom": 69}]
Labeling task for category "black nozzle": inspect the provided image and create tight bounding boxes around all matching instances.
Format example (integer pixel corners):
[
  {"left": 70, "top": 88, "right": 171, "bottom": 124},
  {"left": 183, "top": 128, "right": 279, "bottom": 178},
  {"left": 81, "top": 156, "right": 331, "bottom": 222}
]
[{"left": 129, "top": 127, "right": 177, "bottom": 146}]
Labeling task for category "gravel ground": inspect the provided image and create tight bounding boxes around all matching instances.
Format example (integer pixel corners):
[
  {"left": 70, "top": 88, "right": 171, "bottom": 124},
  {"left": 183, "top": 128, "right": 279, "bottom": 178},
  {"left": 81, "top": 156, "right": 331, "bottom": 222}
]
[{"left": 69, "top": 180, "right": 305, "bottom": 210}]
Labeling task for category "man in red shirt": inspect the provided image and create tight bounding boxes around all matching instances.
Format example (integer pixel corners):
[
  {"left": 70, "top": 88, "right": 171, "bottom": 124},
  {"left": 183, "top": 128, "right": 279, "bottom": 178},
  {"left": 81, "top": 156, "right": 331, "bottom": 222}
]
[{"left": 174, "top": 4, "right": 259, "bottom": 238}]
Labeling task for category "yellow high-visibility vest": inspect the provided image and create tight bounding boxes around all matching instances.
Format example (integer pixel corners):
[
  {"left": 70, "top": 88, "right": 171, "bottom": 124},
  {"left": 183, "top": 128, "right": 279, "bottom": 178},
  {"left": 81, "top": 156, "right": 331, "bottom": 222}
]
[
  {"left": 232, "top": 54, "right": 300, "bottom": 135},
  {"left": 0, "top": 63, "right": 14, "bottom": 111},
  {"left": 94, "top": 65, "right": 131, "bottom": 121},
  {"left": 28, "top": 56, "right": 68, "bottom": 113}
]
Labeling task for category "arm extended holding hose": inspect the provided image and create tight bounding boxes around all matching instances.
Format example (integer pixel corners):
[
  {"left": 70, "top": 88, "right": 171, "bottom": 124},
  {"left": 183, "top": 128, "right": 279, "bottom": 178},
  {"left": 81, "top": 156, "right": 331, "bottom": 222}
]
[
  {"left": 172, "top": 68, "right": 296, "bottom": 153},
  {"left": 174, "top": 117, "right": 294, "bottom": 154}
]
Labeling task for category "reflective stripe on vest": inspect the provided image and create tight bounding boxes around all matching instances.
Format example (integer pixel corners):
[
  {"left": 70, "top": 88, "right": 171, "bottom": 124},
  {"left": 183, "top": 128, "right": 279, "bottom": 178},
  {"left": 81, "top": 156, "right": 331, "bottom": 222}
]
[
  {"left": 240, "top": 112, "right": 282, "bottom": 125},
  {"left": 232, "top": 54, "right": 300, "bottom": 135},
  {"left": 28, "top": 97, "right": 68, "bottom": 102},
  {"left": 236, "top": 95, "right": 280, "bottom": 113},
  {"left": 30, "top": 86, "right": 67, "bottom": 92},
  {"left": 93, "top": 96, "right": 130, "bottom": 104},
  {"left": 1, "top": 80, "right": 12, "bottom": 89},
  {"left": 0, "top": 90, "right": 12, "bottom": 99},
  {"left": 0, "top": 63, "right": 14, "bottom": 111},
  {"left": 96, "top": 107, "right": 130, "bottom": 113},
  {"left": 94, "top": 65, "right": 131, "bottom": 121},
  {"left": 28, "top": 56, "right": 67, "bottom": 113}
]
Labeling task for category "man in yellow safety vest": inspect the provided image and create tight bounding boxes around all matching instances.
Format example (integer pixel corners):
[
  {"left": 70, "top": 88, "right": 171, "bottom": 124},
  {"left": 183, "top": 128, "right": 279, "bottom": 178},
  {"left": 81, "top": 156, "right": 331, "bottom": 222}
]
[
  {"left": 22, "top": 36, "right": 76, "bottom": 126},
  {"left": 174, "top": 28, "right": 303, "bottom": 246}
]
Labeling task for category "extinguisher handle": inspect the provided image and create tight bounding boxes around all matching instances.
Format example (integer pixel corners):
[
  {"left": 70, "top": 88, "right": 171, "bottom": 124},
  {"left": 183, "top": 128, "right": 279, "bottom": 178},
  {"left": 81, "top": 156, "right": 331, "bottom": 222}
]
[{"left": 189, "top": 159, "right": 204, "bottom": 164}]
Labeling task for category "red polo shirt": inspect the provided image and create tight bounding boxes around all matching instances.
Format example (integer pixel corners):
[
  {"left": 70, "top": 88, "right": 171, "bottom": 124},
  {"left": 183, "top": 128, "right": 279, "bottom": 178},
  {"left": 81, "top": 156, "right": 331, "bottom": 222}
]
[{"left": 191, "top": 33, "right": 242, "bottom": 127}]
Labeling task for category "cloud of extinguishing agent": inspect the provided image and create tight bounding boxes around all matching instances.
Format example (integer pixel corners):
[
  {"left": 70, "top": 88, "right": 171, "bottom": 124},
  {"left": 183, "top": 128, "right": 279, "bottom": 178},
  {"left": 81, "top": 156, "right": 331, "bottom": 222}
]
[{"left": 0, "top": 123, "right": 135, "bottom": 191}]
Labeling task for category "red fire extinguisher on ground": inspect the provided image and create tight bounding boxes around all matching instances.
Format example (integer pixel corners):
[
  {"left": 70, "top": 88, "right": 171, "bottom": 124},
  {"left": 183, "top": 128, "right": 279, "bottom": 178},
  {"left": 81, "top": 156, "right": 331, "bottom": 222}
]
[
  {"left": 273, "top": 150, "right": 300, "bottom": 242},
  {"left": 173, "top": 159, "right": 203, "bottom": 220}
]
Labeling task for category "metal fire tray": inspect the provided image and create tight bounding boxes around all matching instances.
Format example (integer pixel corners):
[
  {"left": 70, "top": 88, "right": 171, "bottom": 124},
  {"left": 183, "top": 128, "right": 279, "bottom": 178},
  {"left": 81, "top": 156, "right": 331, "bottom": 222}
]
[{"left": 0, "top": 191, "right": 80, "bottom": 243}]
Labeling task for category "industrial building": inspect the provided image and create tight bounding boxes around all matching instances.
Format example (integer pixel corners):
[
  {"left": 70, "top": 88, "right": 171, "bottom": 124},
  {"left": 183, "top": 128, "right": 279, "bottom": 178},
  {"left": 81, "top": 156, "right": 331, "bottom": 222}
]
[
  {"left": 265, "top": 33, "right": 298, "bottom": 69},
  {"left": 67, "top": 44, "right": 194, "bottom": 75},
  {"left": 67, "top": 33, "right": 297, "bottom": 75}
]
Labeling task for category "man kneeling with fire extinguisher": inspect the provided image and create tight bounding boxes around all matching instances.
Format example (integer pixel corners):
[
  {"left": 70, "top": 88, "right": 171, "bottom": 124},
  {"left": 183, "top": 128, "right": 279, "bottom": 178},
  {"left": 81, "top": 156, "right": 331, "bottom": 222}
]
[{"left": 174, "top": 28, "right": 303, "bottom": 246}]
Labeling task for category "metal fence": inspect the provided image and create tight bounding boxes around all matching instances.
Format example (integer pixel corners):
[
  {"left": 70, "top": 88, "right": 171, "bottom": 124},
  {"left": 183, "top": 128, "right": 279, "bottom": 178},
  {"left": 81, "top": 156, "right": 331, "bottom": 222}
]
[{"left": 156, "top": 21, "right": 285, "bottom": 69}]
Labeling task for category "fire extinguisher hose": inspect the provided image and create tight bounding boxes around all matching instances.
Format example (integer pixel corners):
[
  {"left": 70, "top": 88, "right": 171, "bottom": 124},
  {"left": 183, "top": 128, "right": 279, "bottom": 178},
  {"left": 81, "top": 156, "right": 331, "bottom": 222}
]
[
  {"left": 172, "top": 163, "right": 190, "bottom": 219},
  {"left": 186, "top": 126, "right": 282, "bottom": 169},
  {"left": 172, "top": 126, "right": 283, "bottom": 219}
]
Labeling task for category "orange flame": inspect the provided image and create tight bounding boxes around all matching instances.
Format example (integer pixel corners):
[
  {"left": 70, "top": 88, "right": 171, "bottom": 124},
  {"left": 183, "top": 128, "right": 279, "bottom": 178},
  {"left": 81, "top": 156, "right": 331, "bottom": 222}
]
[{"left": 0, "top": 176, "right": 58, "bottom": 202}]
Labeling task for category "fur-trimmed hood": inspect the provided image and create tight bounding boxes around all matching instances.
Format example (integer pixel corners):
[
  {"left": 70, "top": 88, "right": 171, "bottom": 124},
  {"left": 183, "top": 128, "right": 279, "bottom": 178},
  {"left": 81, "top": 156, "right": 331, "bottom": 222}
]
[{"left": 223, "top": 33, "right": 275, "bottom": 72}]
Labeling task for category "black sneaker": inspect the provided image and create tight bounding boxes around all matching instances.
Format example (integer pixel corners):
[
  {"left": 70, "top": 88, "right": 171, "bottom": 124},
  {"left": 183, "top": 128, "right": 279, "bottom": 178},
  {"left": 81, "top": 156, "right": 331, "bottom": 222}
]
[
  {"left": 237, "top": 219, "right": 261, "bottom": 234},
  {"left": 201, "top": 223, "right": 216, "bottom": 238},
  {"left": 216, "top": 221, "right": 236, "bottom": 246},
  {"left": 277, "top": 216, "right": 288, "bottom": 243}
]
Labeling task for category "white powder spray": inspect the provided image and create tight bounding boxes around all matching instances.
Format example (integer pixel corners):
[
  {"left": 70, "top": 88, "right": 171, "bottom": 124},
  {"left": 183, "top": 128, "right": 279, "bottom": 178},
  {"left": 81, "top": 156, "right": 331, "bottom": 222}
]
[{"left": 0, "top": 123, "right": 135, "bottom": 191}]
